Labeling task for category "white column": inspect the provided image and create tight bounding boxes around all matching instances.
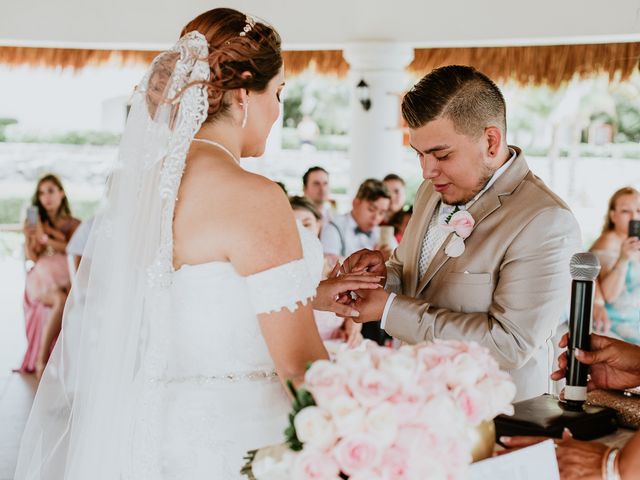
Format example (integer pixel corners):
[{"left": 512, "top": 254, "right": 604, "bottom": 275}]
[{"left": 343, "top": 43, "right": 414, "bottom": 194}]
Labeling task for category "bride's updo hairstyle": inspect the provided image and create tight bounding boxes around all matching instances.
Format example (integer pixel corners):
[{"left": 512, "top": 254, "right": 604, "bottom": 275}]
[
  {"left": 145, "top": 8, "right": 282, "bottom": 123},
  {"left": 181, "top": 8, "right": 282, "bottom": 121}
]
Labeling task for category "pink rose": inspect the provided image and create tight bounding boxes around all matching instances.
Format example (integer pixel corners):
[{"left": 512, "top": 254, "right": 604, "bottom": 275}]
[
  {"left": 448, "top": 210, "right": 474, "bottom": 239},
  {"left": 304, "top": 360, "right": 348, "bottom": 406},
  {"left": 378, "top": 446, "right": 411, "bottom": 480},
  {"left": 453, "top": 386, "right": 488, "bottom": 425},
  {"left": 416, "top": 341, "right": 461, "bottom": 369},
  {"left": 291, "top": 449, "right": 341, "bottom": 480},
  {"left": 364, "top": 402, "right": 399, "bottom": 448},
  {"left": 394, "top": 425, "right": 438, "bottom": 453},
  {"left": 349, "top": 472, "right": 385, "bottom": 480},
  {"left": 333, "top": 434, "right": 382, "bottom": 475},
  {"left": 348, "top": 368, "right": 399, "bottom": 407}
]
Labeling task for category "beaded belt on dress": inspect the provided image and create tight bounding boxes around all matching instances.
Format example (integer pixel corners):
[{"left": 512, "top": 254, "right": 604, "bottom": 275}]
[{"left": 148, "top": 369, "right": 278, "bottom": 385}]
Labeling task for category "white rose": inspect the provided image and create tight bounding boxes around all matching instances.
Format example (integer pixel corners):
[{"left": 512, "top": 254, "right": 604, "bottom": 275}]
[
  {"left": 418, "top": 396, "right": 466, "bottom": 433},
  {"left": 335, "top": 348, "right": 374, "bottom": 373},
  {"left": 477, "top": 377, "right": 516, "bottom": 417},
  {"left": 448, "top": 352, "right": 484, "bottom": 386},
  {"left": 365, "top": 402, "right": 399, "bottom": 448},
  {"left": 293, "top": 406, "right": 337, "bottom": 450},
  {"left": 328, "top": 395, "right": 366, "bottom": 437},
  {"left": 380, "top": 350, "right": 418, "bottom": 384},
  {"left": 252, "top": 451, "right": 294, "bottom": 480}
]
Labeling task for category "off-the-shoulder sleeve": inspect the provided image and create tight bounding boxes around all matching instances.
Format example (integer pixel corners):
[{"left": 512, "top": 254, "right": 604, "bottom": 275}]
[{"left": 246, "top": 258, "right": 319, "bottom": 314}]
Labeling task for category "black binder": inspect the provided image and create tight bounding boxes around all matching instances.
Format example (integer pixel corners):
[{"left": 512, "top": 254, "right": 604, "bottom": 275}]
[{"left": 495, "top": 394, "right": 618, "bottom": 441}]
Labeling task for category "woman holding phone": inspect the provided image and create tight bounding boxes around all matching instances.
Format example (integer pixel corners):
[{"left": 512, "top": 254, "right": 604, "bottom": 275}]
[
  {"left": 18, "top": 174, "right": 79, "bottom": 378},
  {"left": 591, "top": 187, "right": 640, "bottom": 344}
]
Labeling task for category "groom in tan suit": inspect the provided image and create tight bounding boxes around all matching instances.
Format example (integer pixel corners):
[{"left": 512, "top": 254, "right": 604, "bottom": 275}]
[{"left": 345, "top": 66, "right": 581, "bottom": 401}]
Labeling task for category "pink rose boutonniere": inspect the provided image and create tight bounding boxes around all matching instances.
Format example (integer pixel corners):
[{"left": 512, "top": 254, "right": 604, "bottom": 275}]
[{"left": 441, "top": 210, "right": 475, "bottom": 258}]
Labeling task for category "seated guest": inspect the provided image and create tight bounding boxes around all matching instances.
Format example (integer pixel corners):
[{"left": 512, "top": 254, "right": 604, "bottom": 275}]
[
  {"left": 388, "top": 206, "right": 413, "bottom": 243},
  {"left": 290, "top": 195, "right": 322, "bottom": 237},
  {"left": 302, "top": 166, "right": 336, "bottom": 224},
  {"left": 383, "top": 173, "right": 407, "bottom": 223},
  {"left": 19, "top": 174, "right": 79, "bottom": 379},
  {"left": 320, "top": 178, "right": 397, "bottom": 262},
  {"left": 342, "top": 66, "right": 581, "bottom": 399},
  {"left": 290, "top": 196, "right": 363, "bottom": 346},
  {"left": 504, "top": 333, "right": 640, "bottom": 479},
  {"left": 591, "top": 187, "right": 640, "bottom": 344},
  {"left": 321, "top": 179, "right": 397, "bottom": 345}
]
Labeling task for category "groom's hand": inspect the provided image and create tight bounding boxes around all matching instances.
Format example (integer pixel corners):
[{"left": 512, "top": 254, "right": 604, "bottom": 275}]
[
  {"left": 346, "top": 288, "right": 389, "bottom": 323},
  {"left": 341, "top": 249, "right": 387, "bottom": 282}
]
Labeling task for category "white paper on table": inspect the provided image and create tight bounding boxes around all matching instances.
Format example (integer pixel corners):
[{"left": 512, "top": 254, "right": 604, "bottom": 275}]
[{"left": 469, "top": 440, "right": 559, "bottom": 480}]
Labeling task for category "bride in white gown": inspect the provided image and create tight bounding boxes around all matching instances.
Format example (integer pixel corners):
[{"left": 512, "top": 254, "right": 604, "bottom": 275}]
[{"left": 14, "top": 8, "right": 380, "bottom": 479}]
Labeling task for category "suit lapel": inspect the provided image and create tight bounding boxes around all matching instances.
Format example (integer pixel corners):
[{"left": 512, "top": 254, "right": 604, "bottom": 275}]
[
  {"left": 406, "top": 191, "right": 441, "bottom": 297},
  {"left": 414, "top": 147, "right": 530, "bottom": 296}
]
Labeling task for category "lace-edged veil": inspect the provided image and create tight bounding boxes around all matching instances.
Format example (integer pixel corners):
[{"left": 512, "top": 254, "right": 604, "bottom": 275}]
[{"left": 14, "top": 31, "right": 211, "bottom": 479}]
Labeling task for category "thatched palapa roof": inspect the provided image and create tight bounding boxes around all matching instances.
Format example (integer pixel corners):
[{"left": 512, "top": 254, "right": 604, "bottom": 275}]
[
  {"left": 409, "top": 42, "right": 640, "bottom": 87},
  {"left": 1, "top": 42, "right": 638, "bottom": 86}
]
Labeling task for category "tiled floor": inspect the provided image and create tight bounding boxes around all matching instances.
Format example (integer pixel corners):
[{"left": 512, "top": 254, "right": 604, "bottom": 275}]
[
  {"left": 1, "top": 257, "right": 31, "bottom": 480},
  {"left": 0, "top": 374, "right": 36, "bottom": 480}
]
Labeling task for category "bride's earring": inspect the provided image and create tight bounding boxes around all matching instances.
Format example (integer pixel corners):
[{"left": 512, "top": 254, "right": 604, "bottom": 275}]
[{"left": 241, "top": 100, "right": 249, "bottom": 128}]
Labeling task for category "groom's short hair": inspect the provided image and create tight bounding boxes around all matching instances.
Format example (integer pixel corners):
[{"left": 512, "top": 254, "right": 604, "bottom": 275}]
[{"left": 401, "top": 65, "right": 506, "bottom": 138}]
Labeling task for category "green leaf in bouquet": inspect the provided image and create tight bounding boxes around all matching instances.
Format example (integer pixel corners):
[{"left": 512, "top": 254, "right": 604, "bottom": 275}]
[
  {"left": 286, "top": 379, "right": 297, "bottom": 399},
  {"left": 240, "top": 449, "right": 258, "bottom": 479},
  {"left": 294, "top": 388, "right": 316, "bottom": 411},
  {"left": 284, "top": 382, "right": 317, "bottom": 452},
  {"left": 284, "top": 414, "right": 303, "bottom": 451}
]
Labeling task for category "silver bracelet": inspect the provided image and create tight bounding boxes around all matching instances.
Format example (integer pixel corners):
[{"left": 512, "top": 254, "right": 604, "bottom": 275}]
[{"left": 605, "top": 448, "right": 621, "bottom": 480}]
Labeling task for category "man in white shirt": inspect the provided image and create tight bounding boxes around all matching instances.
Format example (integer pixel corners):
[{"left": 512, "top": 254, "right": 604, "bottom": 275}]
[
  {"left": 320, "top": 178, "right": 397, "bottom": 260},
  {"left": 341, "top": 66, "right": 581, "bottom": 401},
  {"left": 302, "top": 166, "right": 336, "bottom": 224},
  {"left": 321, "top": 178, "right": 398, "bottom": 344}
]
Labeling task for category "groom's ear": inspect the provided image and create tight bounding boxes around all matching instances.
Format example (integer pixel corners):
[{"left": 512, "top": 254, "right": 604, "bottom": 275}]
[{"left": 484, "top": 125, "right": 503, "bottom": 158}]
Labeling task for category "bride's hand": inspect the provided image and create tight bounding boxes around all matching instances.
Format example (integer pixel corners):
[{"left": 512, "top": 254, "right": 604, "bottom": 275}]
[{"left": 313, "top": 264, "right": 383, "bottom": 317}]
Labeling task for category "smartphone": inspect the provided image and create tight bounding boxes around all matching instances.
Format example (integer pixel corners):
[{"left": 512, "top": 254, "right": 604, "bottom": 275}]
[
  {"left": 629, "top": 219, "right": 640, "bottom": 239},
  {"left": 26, "top": 206, "right": 38, "bottom": 226}
]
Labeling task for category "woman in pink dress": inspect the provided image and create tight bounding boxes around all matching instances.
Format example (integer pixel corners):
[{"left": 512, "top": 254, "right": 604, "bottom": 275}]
[{"left": 18, "top": 174, "right": 79, "bottom": 378}]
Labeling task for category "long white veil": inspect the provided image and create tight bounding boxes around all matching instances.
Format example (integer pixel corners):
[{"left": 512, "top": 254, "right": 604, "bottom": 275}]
[{"left": 14, "top": 31, "right": 210, "bottom": 479}]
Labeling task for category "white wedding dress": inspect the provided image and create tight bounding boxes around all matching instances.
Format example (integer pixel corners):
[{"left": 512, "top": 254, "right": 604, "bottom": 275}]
[
  {"left": 15, "top": 32, "right": 325, "bottom": 480},
  {"left": 128, "top": 223, "right": 324, "bottom": 479}
]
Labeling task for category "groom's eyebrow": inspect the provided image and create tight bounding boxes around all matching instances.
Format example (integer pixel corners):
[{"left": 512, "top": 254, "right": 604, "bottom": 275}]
[{"left": 411, "top": 144, "right": 451, "bottom": 154}]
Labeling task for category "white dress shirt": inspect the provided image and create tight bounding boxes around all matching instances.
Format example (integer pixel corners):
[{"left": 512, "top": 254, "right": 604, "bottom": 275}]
[
  {"left": 320, "top": 212, "right": 397, "bottom": 258},
  {"left": 381, "top": 149, "right": 517, "bottom": 329}
]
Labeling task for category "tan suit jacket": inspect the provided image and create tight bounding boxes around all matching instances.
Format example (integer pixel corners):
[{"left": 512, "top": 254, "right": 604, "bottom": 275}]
[{"left": 385, "top": 147, "right": 582, "bottom": 400}]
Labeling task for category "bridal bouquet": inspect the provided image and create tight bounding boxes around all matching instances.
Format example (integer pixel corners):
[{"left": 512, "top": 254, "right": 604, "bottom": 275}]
[{"left": 243, "top": 340, "right": 516, "bottom": 480}]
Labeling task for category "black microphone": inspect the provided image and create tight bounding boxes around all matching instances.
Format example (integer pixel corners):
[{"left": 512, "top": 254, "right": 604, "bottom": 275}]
[{"left": 565, "top": 252, "right": 601, "bottom": 409}]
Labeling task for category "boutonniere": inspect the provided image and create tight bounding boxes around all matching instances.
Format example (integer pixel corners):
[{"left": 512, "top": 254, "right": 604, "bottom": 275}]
[{"left": 440, "top": 209, "right": 475, "bottom": 258}]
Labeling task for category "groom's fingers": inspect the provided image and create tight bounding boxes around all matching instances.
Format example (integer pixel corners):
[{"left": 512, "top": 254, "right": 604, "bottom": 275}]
[
  {"left": 341, "top": 249, "right": 385, "bottom": 274},
  {"left": 330, "top": 281, "right": 381, "bottom": 295}
]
